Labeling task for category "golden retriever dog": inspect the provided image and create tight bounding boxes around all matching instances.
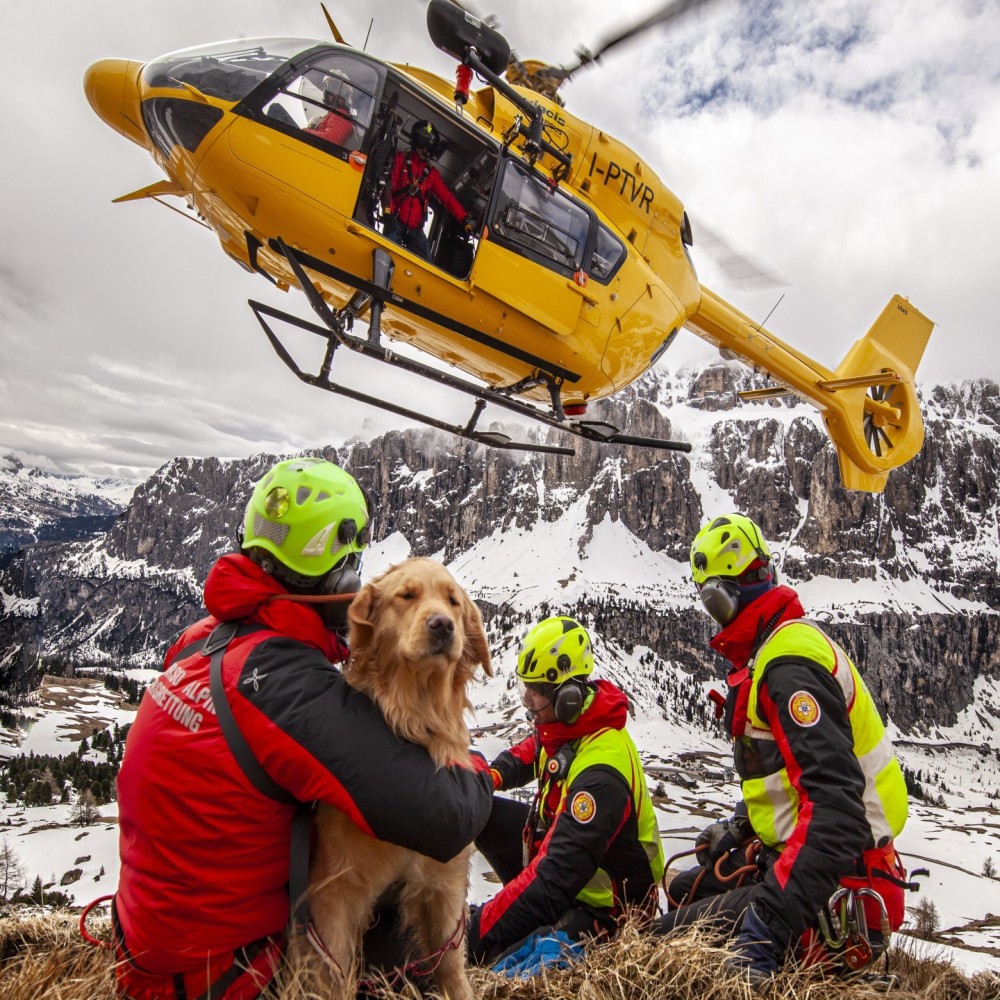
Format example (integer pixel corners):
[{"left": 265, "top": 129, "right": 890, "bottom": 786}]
[{"left": 305, "top": 557, "right": 492, "bottom": 999}]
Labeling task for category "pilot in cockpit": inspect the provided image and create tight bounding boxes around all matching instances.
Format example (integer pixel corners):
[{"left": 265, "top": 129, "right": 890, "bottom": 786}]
[{"left": 304, "top": 70, "right": 359, "bottom": 149}]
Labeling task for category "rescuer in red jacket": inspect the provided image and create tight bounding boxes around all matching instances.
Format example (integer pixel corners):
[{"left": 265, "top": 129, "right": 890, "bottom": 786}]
[
  {"left": 113, "top": 457, "right": 494, "bottom": 1000},
  {"left": 383, "top": 119, "right": 474, "bottom": 261},
  {"left": 651, "top": 513, "right": 909, "bottom": 986},
  {"left": 466, "top": 617, "right": 664, "bottom": 968},
  {"left": 303, "top": 72, "right": 358, "bottom": 148}
]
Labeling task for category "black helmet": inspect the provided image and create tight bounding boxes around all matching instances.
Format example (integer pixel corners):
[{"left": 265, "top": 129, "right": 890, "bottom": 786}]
[{"left": 410, "top": 119, "right": 440, "bottom": 155}]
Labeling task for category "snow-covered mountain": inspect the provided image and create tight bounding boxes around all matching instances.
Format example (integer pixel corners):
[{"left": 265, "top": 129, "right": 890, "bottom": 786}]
[
  {"left": 2, "top": 365, "right": 998, "bottom": 731},
  {"left": 1, "top": 364, "right": 999, "bottom": 973},
  {"left": 1, "top": 453, "right": 135, "bottom": 563}
]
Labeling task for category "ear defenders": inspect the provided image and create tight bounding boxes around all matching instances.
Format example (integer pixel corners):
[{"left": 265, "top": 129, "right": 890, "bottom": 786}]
[
  {"left": 552, "top": 679, "right": 586, "bottom": 725},
  {"left": 699, "top": 561, "right": 779, "bottom": 627},
  {"left": 316, "top": 554, "right": 363, "bottom": 632},
  {"left": 698, "top": 577, "right": 742, "bottom": 627}
]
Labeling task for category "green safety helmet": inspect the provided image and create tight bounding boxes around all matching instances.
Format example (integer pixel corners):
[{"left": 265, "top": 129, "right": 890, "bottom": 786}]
[
  {"left": 516, "top": 616, "right": 594, "bottom": 686},
  {"left": 241, "top": 457, "right": 372, "bottom": 584},
  {"left": 690, "top": 514, "right": 777, "bottom": 626}
]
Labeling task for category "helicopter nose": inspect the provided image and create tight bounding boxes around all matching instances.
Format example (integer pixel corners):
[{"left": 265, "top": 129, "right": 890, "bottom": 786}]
[{"left": 84, "top": 59, "right": 148, "bottom": 147}]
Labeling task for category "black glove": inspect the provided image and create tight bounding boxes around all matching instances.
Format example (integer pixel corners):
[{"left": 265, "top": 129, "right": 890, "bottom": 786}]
[
  {"left": 695, "top": 814, "right": 751, "bottom": 869},
  {"left": 466, "top": 903, "right": 492, "bottom": 965}
]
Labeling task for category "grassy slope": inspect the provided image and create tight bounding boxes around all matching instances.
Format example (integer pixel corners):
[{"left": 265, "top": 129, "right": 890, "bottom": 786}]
[{"left": 1, "top": 913, "right": 997, "bottom": 1000}]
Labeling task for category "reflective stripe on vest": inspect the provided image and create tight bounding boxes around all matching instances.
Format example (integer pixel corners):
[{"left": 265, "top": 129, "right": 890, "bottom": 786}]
[
  {"left": 542, "top": 728, "right": 665, "bottom": 910},
  {"left": 743, "top": 619, "right": 907, "bottom": 850}
]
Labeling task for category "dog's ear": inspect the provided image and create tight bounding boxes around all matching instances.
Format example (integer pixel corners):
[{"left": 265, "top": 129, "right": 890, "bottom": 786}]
[
  {"left": 348, "top": 581, "right": 381, "bottom": 655},
  {"left": 460, "top": 594, "right": 493, "bottom": 677}
]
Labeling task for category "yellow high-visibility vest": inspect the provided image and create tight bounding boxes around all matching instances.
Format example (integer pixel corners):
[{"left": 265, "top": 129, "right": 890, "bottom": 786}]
[
  {"left": 740, "top": 619, "right": 908, "bottom": 850},
  {"left": 539, "top": 727, "right": 665, "bottom": 910}
]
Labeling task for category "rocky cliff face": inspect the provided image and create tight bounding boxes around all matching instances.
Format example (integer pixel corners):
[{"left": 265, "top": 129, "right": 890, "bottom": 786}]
[{"left": 2, "top": 367, "right": 997, "bottom": 732}]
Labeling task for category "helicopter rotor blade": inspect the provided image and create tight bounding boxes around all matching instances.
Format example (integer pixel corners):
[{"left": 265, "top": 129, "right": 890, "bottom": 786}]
[
  {"left": 693, "top": 218, "right": 787, "bottom": 290},
  {"left": 558, "top": 0, "right": 723, "bottom": 79}
]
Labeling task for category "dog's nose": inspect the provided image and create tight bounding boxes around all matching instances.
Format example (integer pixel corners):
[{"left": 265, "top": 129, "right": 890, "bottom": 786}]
[{"left": 427, "top": 613, "right": 455, "bottom": 651}]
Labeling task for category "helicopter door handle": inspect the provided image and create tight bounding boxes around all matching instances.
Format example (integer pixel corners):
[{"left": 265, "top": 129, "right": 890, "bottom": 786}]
[{"left": 346, "top": 222, "right": 364, "bottom": 235}]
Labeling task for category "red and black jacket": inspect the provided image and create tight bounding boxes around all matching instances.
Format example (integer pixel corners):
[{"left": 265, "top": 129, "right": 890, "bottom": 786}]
[
  {"left": 388, "top": 150, "right": 467, "bottom": 230},
  {"left": 473, "top": 682, "right": 656, "bottom": 958},
  {"left": 712, "top": 585, "right": 871, "bottom": 947},
  {"left": 116, "top": 554, "right": 493, "bottom": 975}
]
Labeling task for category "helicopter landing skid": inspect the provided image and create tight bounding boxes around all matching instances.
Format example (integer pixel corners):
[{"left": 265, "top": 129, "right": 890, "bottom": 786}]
[{"left": 249, "top": 240, "right": 692, "bottom": 456}]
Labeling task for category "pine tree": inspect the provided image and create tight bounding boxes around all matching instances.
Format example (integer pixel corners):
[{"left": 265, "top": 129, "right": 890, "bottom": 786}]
[
  {"left": 70, "top": 789, "right": 101, "bottom": 827},
  {"left": 29, "top": 874, "right": 44, "bottom": 905}
]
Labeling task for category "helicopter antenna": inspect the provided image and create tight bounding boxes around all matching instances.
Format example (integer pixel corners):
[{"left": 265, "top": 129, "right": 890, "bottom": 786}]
[
  {"left": 363, "top": 18, "right": 373, "bottom": 51},
  {"left": 754, "top": 292, "right": 785, "bottom": 333}
]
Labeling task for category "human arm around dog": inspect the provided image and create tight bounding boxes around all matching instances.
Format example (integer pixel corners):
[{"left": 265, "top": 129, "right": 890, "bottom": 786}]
[{"left": 232, "top": 636, "right": 493, "bottom": 862}]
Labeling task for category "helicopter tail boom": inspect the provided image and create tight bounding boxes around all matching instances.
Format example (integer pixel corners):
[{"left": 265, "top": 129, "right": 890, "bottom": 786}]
[
  {"left": 822, "top": 295, "right": 934, "bottom": 492},
  {"left": 689, "top": 290, "right": 934, "bottom": 492}
]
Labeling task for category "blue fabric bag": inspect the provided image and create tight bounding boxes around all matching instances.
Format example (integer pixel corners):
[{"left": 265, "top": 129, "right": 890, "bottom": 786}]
[{"left": 490, "top": 930, "right": 585, "bottom": 979}]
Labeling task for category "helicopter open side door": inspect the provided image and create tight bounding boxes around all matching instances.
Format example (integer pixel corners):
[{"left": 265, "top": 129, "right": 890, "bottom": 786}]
[{"left": 472, "top": 155, "right": 589, "bottom": 337}]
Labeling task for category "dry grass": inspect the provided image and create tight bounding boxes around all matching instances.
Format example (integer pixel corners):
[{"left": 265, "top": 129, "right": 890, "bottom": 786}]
[{"left": 1, "top": 912, "right": 997, "bottom": 1000}]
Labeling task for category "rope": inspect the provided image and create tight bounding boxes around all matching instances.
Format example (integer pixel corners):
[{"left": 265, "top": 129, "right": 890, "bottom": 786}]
[
  {"left": 79, "top": 895, "right": 115, "bottom": 950},
  {"left": 712, "top": 839, "right": 761, "bottom": 886},
  {"left": 661, "top": 839, "right": 761, "bottom": 908},
  {"left": 361, "top": 914, "right": 465, "bottom": 989},
  {"left": 266, "top": 592, "right": 358, "bottom": 604}
]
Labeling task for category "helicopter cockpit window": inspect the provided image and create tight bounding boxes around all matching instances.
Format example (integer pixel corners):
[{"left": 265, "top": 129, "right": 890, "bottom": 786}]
[
  {"left": 142, "top": 38, "right": 309, "bottom": 103},
  {"left": 491, "top": 161, "right": 590, "bottom": 275},
  {"left": 589, "top": 224, "right": 625, "bottom": 283},
  {"left": 258, "top": 54, "right": 380, "bottom": 153}
]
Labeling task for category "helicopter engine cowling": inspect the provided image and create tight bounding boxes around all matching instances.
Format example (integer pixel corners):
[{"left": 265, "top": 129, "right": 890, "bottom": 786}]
[{"left": 426, "top": 0, "right": 510, "bottom": 75}]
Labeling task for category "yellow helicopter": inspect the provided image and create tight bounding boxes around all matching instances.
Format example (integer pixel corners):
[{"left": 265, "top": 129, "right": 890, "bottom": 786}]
[{"left": 84, "top": 0, "right": 934, "bottom": 492}]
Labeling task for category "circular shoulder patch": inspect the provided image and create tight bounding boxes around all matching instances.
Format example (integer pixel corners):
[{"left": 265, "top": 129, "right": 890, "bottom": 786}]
[
  {"left": 788, "top": 690, "right": 821, "bottom": 727},
  {"left": 570, "top": 790, "right": 596, "bottom": 824}
]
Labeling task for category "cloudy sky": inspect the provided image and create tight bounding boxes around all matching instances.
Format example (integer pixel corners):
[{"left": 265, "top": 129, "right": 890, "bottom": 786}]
[{"left": 2, "top": 0, "right": 997, "bottom": 479}]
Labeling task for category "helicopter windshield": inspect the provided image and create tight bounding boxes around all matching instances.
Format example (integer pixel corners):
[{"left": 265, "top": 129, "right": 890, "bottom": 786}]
[{"left": 142, "top": 38, "right": 315, "bottom": 103}]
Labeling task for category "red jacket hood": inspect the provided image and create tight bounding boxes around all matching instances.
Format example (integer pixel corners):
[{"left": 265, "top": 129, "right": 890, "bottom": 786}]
[
  {"left": 203, "top": 553, "right": 345, "bottom": 661},
  {"left": 536, "top": 679, "right": 630, "bottom": 754}
]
